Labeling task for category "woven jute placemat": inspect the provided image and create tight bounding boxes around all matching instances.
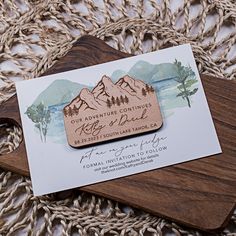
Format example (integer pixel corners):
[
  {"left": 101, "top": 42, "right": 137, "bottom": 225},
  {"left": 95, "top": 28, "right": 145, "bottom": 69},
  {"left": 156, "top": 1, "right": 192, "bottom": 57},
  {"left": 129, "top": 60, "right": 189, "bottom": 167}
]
[{"left": 0, "top": 0, "right": 236, "bottom": 235}]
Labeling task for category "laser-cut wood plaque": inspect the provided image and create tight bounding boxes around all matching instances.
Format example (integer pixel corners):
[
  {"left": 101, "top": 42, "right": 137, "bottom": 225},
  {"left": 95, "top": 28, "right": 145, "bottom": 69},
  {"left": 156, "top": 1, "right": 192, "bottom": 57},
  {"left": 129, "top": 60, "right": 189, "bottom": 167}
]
[{"left": 63, "top": 75, "right": 163, "bottom": 148}]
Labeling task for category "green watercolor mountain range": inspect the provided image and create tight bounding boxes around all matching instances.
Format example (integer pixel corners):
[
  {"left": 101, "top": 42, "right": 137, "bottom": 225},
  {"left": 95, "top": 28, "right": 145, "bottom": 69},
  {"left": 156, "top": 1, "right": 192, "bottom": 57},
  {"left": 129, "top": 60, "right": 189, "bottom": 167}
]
[
  {"left": 33, "top": 79, "right": 91, "bottom": 107},
  {"left": 111, "top": 61, "right": 178, "bottom": 82},
  {"left": 26, "top": 60, "right": 198, "bottom": 144},
  {"left": 33, "top": 61, "right": 179, "bottom": 107}
]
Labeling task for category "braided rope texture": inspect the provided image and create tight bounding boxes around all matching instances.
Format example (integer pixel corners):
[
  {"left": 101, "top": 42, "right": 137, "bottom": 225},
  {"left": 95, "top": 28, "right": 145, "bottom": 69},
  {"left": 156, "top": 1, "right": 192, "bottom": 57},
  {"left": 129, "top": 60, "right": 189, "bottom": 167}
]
[{"left": 0, "top": 0, "right": 236, "bottom": 235}]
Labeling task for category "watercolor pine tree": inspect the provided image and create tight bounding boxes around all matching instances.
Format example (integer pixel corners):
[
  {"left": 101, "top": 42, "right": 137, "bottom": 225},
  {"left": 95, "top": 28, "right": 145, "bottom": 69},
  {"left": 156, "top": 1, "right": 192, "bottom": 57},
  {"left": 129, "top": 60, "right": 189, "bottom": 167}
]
[
  {"left": 25, "top": 102, "right": 51, "bottom": 142},
  {"left": 174, "top": 59, "right": 198, "bottom": 108}
]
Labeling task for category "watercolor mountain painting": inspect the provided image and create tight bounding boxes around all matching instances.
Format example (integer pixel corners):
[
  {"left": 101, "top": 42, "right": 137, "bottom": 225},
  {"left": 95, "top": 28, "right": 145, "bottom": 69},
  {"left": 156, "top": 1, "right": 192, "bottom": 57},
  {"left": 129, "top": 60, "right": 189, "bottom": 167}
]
[
  {"left": 111, "top": 60, "right": 198, "bottom": 111},
  {"left": 25, "top": 60, "right": 198, "bottom": 143},
  {"left": 25, "top": 80, "right": 92, "bottom": 143}
]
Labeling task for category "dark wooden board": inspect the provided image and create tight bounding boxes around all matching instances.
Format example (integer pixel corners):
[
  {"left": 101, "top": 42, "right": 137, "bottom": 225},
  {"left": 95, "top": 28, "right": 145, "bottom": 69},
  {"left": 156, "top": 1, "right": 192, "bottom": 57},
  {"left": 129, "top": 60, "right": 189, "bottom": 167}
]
[{"left": 0, "top": 35, "right": 236, "bottom": 232}]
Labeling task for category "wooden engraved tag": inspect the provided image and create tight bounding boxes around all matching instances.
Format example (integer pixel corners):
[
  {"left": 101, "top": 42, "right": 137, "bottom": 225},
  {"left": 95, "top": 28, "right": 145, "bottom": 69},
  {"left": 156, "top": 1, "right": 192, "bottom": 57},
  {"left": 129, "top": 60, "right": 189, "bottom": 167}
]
[{"left": 63, "top": 75, "right": 163, "bottom": 148}]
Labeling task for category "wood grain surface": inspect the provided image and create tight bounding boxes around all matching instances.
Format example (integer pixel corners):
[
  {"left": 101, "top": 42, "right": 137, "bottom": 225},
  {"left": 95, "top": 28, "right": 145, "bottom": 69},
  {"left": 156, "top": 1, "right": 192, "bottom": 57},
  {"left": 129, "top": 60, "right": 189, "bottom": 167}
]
[{"left": 0, "top": 35, "right": 235, "bottom": 232}]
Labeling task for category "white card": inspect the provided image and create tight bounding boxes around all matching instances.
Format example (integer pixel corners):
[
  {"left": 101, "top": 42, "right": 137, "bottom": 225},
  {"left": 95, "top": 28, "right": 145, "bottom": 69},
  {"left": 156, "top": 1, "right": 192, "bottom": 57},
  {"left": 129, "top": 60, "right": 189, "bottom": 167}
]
[{"left": 16, "top": 44, "right": 222, "bottom": 196}]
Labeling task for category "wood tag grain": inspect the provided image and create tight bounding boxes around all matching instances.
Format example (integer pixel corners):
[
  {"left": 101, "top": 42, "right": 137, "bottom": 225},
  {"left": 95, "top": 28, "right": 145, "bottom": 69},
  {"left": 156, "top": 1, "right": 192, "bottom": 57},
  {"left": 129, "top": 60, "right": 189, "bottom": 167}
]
[
  {"left": 63, "top": 75, "right": 162, "bottom": 148},
  {"left": 0, "top": 36, "right": 235, "bottom": 232}
]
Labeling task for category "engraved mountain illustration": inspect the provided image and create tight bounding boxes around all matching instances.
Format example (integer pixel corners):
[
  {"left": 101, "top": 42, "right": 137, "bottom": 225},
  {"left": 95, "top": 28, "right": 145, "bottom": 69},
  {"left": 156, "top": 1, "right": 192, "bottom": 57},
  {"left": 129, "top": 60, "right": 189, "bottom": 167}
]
[
  {"left": 63, "top": 75, "right": 155, "bottom": 116},
  {"left": 63, "top": 75, "right": 161, "bottom": 148}
]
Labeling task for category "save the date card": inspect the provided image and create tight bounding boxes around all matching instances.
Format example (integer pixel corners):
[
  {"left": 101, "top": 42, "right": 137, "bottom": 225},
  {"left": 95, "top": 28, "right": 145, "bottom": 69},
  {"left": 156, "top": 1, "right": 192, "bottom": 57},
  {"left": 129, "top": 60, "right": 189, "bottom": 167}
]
[{"left": 16, "top": 44, "right": 221, "bottom": 196}]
